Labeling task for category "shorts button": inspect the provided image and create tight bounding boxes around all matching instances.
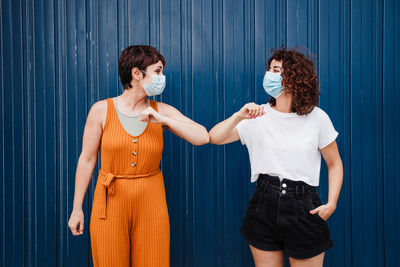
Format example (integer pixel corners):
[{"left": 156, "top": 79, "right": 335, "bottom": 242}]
[
  {"left": 282, "top": 190, "right": 287, "bottom": 195},
  {"left": 282, "top": 183, "right": 287, "bottom": 188}
]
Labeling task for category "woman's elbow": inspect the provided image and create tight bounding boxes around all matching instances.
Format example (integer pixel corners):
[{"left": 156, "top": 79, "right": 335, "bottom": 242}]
[
  {"left": 193, "top": 129, "right": 210, "bottom": 146},
  {"left": 328, "top": 159, "right": 343, "bottom": 173},
  {"left": 208, "top": 129, "right": 218, "bottom": 145},
  {"left": 195, "top": 137, "right": 210, "bottom": 146},
  {"left": 79, "top": 152, "right": 98, "bottom": 166},
  {"left": 209, "top": 133, "right": 223, "bottom": 145}
]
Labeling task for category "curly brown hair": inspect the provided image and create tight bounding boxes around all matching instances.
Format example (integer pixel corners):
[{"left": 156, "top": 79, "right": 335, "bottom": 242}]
[{"left": 266, "top": 47, "right": 319, "bottom": 115}]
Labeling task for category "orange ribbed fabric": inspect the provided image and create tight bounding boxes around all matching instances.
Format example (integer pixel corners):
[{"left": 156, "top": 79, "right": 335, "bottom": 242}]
[{"left": 90, "top": 98, "right": 170, "bottom": 267}]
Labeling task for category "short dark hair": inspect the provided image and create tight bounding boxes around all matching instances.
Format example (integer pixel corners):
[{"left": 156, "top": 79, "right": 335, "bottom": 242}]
[{"left": 118, "top": 45, "right": 166, "bottom": 89}]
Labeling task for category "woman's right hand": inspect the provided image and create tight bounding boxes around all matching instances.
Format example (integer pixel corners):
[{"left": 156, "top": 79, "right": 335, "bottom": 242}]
[
  {"left": 68, "top": 209, "right": 85, "bottom": 236},
  {"left": 209, "top": 102, "right": 265, "bottom": 145},
  {"left": 235, "top": 102, "right": 265, "bottom": 120}
]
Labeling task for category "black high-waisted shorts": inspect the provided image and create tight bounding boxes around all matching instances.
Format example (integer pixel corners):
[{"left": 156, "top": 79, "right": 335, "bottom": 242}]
[{"left": 241, "top": 174, "right": 333, "bottom": 259}]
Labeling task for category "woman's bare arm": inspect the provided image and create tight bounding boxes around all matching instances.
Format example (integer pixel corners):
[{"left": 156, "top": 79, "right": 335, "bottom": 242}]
[{"left": 68, "top": 100, "right": 106, "bottom": 235}]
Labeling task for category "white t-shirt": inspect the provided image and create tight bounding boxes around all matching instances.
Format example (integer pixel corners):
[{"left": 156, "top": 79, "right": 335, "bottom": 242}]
[{"left": 236, "top": 103, "right": 338, "bottom": 186}]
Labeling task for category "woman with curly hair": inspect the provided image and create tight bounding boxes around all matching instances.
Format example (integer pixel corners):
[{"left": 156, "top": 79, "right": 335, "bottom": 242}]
[{"left": 209, "top": 48, "right": 343, "bottom": 266}]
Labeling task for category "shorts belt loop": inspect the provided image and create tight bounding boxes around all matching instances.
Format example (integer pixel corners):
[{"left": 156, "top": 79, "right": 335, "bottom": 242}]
[
  {"left": 256, "top": 180, "right": 268, "bottom": 211},
  {"left": 264, "top": 181, "right": 270, "bottom": 194},
  {"left": 296, "top": 185, "right": 305, "bottom": 216},
  {"left": 259, "top": 179, "right": 264, "bottom": 191},
  {"left": 260, "top": 180, "right": 268, "bottom": 193},
  {"left": 296, "top": 185, "right": 303, "bottom": 199}
]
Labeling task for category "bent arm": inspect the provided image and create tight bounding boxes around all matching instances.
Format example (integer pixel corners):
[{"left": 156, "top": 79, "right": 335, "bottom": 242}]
[
  {"left": 209, "top": 113, "right": 242, "bottom": 145},
  {"left": 158, "top": 102, "right": 209, "bottom": 146},
  {"left": 209, "top": 102, "right": 265, "bottom": 145}
]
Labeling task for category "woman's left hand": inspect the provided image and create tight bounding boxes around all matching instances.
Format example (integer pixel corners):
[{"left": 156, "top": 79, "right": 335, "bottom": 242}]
[
  {"left": 309, "top": 202, "right": 336, "bottom": 221},
  {"left": 140, "top": 107, "right": 166, "bottom": 124}
]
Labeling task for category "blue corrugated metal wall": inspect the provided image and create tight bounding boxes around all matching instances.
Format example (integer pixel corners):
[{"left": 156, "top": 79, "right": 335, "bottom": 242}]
[{"left": 1, "top": 0, "right": 399, "bottom": 266}]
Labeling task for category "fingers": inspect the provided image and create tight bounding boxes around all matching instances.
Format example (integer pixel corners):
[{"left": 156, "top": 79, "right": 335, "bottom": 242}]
[
  {"left": 139, "top": 115, "right": 150, "bottom": 122},
  {"left": 73, "top": 226, "right": 80, "bottom": 235},
  {"left": 79, "top": 219, "right": 84, "bottom": 235},
  {"left": 68, "top": 213, "right": 84, "bottom": 236},
  {"left": 246, "top": 103, "right": 264, "bottom": 118},
  {"left": 140, "top": 109, "right": 151, "bottom": 116},
  {"left": 69, "top": 222, "right": 83, "bottom": 236},
  {"left": 258, "top": 106, "right": 265, "bottom": 117},
  {"left": 309, "top": 206, "right": 320, "bottom": 215},
  {"left": 249, "top": 103, "right": 257, "bottom": 117},
  {"left": 310, "top": 205, "right": 331, "bottom": 221},
  {"left": 140, "top": 107, "right": 155, "bottom": 122},
  {"left": 254, "top": 104, "right": 264, "bottom": 117},
  {"left": 69, "top": 222, "right": 79, "bottom": 235},
  {"left": 141, "top": 106, "right": 155, "bottom": 116},
  {"left": 245, "top": 103, "right": 255, "bottom": 118}
]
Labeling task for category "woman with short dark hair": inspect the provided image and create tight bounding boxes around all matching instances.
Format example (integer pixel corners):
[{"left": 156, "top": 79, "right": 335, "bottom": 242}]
[
  {"left": 68, "top": 45, "right": 209, "bottom": 267},
  {"left": 209, "top": 48, "right": 343, "bottom": 267}
]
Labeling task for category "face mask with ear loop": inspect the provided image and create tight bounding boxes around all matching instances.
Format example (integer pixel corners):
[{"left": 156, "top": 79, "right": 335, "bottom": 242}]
[
  {"left": 263, "top": 71, "right": 284, "bottom": 98},
  {"left": 140, "top": 70, "right": 166, "bottom": 96}
]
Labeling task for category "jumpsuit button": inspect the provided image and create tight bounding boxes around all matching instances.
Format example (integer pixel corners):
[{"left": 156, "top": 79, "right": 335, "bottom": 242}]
[
  {"left": 131, "top": 162, "right": 136, "bottom": 167},
  {"left": 282, "top": 183, "right": 287, "bottom": 188},
  {"left": 132, "top": 151, "right": 137, "bottom": 156},
  {"left": 133, "top": 139, "right": 137, "bottom": 143},
  {"left": 282, "top": 190, "right": 287, "bottom": 195}
]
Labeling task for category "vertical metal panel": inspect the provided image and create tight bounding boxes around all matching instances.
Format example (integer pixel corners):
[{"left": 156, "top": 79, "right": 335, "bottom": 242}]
[
  {"left": 1, "top": 0, "right": 400, "bottom": 266},
  {"left": 383, "top": 0, "right": 400, "bottom": 266},
  {"left": 2, "top": 0, "right": 24, "bottom": 266}
]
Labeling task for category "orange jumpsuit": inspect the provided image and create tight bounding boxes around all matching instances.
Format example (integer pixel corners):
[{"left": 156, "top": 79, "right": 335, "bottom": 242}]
[{"left": 90, "top": 98, "right": 170, "bottom": 267}]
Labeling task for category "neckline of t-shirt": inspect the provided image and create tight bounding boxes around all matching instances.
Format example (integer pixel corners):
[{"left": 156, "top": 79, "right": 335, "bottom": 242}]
[{"left": 266, "top": 103, "right": 298, "bottom": 118}]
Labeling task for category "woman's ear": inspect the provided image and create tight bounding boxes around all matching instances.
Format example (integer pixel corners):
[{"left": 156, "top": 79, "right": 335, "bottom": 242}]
[{"left": 131, "top": 67, "right": 142, "bottom": 81}]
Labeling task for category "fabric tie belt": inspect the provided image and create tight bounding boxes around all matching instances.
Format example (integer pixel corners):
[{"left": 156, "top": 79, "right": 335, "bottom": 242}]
[{"left": 98, "top": 169, "right": 161, "bottom": 219}]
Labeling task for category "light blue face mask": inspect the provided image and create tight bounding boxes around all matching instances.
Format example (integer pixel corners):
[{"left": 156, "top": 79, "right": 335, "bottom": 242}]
[
  {"left": 263, "top": 71, "right": 284, "bottom": 98},
  {"left": 141, "top": 71, "right": 166, "bottom": 96}
]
